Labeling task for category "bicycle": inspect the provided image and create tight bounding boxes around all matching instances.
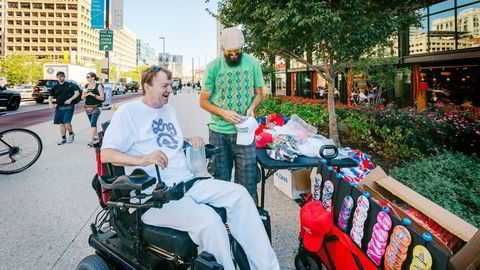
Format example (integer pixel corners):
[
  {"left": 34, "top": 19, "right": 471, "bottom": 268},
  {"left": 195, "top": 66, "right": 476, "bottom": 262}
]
[{"left": 0, "top": 128, "right": 43, "bottom": 174}]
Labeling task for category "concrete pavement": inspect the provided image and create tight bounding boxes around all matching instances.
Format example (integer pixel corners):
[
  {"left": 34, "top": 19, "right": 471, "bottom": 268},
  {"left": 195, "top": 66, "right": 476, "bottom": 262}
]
[{"left": 0, "top": 88, "right": 301, "bottom": 270}]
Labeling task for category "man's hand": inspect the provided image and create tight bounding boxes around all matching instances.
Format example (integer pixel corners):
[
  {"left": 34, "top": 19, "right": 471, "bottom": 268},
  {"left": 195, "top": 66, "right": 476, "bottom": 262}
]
[
  {"left": 141, "top": 150, "right": 168, "bottom": 169},
  {"left": 188, "top": 137, "right": 205, "bottom": 149},
  {"left": 222, "top": 109, "right": 243, "bottom": 124},
  {"left": 246, "top": 107, "right": 255, "bottom": 118}
]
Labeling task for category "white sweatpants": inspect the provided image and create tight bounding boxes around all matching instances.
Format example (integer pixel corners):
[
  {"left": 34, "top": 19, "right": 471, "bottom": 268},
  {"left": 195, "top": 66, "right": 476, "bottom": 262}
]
[{"left": 141, "top": 179, "right": 280, "bottom": 270}]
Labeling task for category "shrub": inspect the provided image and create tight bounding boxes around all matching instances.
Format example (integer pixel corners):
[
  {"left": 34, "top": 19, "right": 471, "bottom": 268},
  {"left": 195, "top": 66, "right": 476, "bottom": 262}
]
[{"left": 390, "top": 152, "right": 480, "bottom": 228}]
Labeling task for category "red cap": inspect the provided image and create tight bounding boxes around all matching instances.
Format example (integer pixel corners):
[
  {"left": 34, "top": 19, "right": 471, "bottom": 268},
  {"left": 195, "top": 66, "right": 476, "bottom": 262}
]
[
  {"left": 267, "top": 114, "right": 285, "bottom": 126},
  {"left": 255, "top": 124, "right": 268, "bottom": 136},
  {"left": 255, "top": 132, "right": 273, "bottom": 148},
  {"left": 300, "top": 201, "right": 333, "bottom": 252}
]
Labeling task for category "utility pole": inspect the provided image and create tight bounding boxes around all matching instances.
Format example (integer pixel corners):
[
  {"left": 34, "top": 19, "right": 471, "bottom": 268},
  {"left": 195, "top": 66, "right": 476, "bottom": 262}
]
[
  {"left": 105, "top": 0, "right": 110, "bottom": 83},
  {"left": 192, "top": 57, "right": 194, "bottom": 84}
]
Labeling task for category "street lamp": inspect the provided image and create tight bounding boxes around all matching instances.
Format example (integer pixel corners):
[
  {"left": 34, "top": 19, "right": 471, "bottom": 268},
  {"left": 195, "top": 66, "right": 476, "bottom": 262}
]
[{"left": 159, "top": 36, "right": 165, "bottom": 54}]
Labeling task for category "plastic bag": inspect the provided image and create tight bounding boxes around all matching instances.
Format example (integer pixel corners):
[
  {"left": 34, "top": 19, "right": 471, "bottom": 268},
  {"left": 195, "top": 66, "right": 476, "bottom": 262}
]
[
  {"left": 296, "top": 134, "right": 335, "bottom": 158},
  {"left": 186, "top": 144, "right": 209, "bottom": 177},
  {"left": 274, "top": 114, "right": 317, "bottom": 140}
]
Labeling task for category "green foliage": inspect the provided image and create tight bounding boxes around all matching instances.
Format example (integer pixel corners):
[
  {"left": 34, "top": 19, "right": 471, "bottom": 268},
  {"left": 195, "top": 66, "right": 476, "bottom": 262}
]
[
  {"left": 0, "top": 54, "right": 55, "bottom": 84},
  {"left": 121, "top": 65, "right": 148, "bottom": 81},
  {"left": 391, "top": 153, "right": 480, "bottom": 228}
]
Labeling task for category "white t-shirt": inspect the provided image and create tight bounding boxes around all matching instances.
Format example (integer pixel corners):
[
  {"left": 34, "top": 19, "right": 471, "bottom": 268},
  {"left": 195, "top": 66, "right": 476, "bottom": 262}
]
[{"left": 101, "top": 100, "right": 193, "bottom": 189}]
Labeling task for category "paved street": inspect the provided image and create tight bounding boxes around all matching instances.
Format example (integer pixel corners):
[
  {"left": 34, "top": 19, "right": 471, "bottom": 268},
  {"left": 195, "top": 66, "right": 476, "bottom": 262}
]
[{"left": 0, "top": 88, "right": 301, "bottom": 270}]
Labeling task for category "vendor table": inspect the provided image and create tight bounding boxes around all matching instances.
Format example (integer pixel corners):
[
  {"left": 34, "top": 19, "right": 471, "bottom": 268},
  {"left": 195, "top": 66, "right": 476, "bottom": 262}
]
[{"left": 256, "top": 148, "right": 326, "bottom": 209}]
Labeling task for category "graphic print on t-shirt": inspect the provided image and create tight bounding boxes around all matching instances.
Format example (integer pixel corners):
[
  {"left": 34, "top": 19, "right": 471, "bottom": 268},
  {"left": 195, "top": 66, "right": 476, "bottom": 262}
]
[{"left": 152, "top": 117, "right": 178, "bottom": 150}]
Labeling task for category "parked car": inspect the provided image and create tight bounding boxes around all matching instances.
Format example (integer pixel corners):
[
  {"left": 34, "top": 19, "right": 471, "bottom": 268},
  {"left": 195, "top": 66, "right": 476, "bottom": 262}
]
[
  {"left": 0, "top": 87, "right": 21, "bottom": 111},
  {"left": 112, "top": 82, "right": 126, "bottom": 95},
  {"left": 32, "top": 79, "right": 82, "bottom": 103},
  {"left": 14, "top": 85, "right": 35, "bottom": 101},
  {"left": 125, "top": 81, "right": 139, "bottom": 92}
]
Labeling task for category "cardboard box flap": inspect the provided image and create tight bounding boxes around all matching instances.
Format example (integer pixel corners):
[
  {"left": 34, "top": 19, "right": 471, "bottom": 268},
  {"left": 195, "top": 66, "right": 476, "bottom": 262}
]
[{"left": 375, "top": 175, "right": 478, "bottom": 242}]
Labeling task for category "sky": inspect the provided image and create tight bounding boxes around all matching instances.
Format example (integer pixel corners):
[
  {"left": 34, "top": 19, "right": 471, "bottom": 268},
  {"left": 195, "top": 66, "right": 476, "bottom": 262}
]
[{"left": 123, "top": 0, "right": 220, "bottom": 71}]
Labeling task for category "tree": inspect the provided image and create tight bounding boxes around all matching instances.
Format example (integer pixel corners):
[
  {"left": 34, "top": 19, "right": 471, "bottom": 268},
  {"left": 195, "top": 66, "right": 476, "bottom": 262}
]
[
  {"left": 348, "top": 57, "right": 409, "bottom": 106},
  {"left": 213, "top": 0, "right": 424, "bottom": 146},
  {"left": 0, "top": 54, "right": 55, "bottom": 85}
]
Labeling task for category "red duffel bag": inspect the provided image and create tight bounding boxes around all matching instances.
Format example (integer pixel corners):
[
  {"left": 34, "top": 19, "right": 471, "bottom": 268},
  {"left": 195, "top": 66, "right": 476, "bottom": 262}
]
[{"left": 301, "top": 201, "right": 378, "bottom": 270}]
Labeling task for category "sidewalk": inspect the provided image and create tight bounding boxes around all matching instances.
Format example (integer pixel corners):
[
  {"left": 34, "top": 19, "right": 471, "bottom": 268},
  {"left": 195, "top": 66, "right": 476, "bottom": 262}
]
[{"left": 0, "top": 90, "right": 301, "bottom": 270}]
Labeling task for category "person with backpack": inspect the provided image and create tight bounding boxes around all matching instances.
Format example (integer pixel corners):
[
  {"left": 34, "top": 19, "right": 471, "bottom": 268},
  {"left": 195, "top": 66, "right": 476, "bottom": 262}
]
[
  {"left": 82, "top": 72, "right": 105, "bottom": 147},
  {"left": 48, "top": 71, "right": 81, "bottom": 145}
]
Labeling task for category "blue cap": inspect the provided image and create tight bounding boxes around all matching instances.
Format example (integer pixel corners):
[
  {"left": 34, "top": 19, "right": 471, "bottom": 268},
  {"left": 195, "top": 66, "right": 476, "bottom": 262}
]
[
  {"left": 422, "top": 232, "right": 433, "bottom": 242},
  {"left": 403, "top": 218, "right": 412, "bottom": 226},
  {"left": 363, "top": 192, "right": 371, "bottom": 198},
  {"left": 382, "top": 206, "right": 389, "bottom": 213}
]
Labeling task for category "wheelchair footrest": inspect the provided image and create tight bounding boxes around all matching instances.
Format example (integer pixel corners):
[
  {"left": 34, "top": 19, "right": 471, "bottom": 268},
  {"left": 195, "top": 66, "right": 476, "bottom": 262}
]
[{"left": 194, "top": 251, "right": 224, "bottom": 270}]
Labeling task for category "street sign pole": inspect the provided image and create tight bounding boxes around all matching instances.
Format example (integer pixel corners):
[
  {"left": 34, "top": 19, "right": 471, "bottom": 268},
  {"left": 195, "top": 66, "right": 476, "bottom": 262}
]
[{"left": 105, "top": 0, "right": 110, "bottom": 83}]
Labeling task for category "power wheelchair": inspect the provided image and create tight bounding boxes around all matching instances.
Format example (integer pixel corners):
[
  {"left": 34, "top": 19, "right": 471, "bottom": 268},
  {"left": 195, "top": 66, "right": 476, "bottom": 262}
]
[{"left": 76, "top": 121, "right": 271, "bottom": 270}]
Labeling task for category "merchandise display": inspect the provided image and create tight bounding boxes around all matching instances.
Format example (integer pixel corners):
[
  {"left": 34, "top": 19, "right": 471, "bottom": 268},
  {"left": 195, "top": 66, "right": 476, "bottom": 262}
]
[
  {"left": 367, "top": 208, "right": 392, "bottom": 266},
  {"left": 322, "top": 180, "right": 334, "bottom": 212},
  {"left": 384, "top": 223, "right": 412, "bottom": 270},
  {"left": 337, "top": 195, "right": 354, "bottom": 232},
  {"left": 313, "top": 174, "right": 322, "bottom": 201},
  {"left": 350, "top": 192, "right": 371, "bottom": 247}
]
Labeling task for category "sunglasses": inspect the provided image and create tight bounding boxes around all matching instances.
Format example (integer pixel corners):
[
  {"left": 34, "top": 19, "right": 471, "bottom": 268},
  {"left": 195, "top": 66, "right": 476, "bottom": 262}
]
[{"left": 224, "top": 49, "right": 241, "bottom": 55}]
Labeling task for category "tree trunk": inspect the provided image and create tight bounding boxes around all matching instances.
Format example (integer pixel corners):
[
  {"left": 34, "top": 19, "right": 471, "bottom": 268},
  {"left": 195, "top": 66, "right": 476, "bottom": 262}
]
[
  {"left": 270, "top": 54, "right": 276, "bottom": 96},
  {"left": 327, "top": 59, "right": 341, "bottom": 147}
]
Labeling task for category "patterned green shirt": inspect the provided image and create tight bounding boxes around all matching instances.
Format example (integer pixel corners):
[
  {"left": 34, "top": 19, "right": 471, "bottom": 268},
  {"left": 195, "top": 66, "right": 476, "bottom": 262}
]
[{"left": 203, "top": 54, "right": 265, "bottom": 134}]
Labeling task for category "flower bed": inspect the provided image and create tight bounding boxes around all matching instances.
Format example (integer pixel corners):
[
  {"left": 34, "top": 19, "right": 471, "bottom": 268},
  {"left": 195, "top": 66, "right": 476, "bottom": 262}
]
[{"left": 257, "top": 97, "right": 480, "bottom": 163}]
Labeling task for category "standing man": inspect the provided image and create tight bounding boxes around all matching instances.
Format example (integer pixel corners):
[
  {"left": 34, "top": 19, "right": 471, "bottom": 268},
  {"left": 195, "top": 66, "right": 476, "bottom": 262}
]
[
  {"left": 200, "top": 27, "right": 264, "bottom": 202},
  {"left": 48, "top": 71, "right": 80, "bottom": 145}
]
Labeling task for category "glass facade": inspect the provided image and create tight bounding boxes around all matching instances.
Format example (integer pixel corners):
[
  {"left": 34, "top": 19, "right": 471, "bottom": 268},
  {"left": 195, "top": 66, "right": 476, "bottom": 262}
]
[{"left": 409, "top": 0, "right": 480, "bottom": 55}]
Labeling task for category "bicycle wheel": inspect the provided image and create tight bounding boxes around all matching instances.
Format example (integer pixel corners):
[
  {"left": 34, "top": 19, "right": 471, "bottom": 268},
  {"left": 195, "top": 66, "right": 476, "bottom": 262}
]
[{"left": 0, "top": 128, "right": 43, "bottom": 174}]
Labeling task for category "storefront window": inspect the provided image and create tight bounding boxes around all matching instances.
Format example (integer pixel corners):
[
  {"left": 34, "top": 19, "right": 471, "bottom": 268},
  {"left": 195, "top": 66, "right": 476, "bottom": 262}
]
[
  {"left": 457, "top": 3, "right": 480, "bottom": 49},
  {"left": 457, "top": 0, "right": 478, "bottom": 7},
  {"left": 409, "top": 17, "right": 428, "bottom": 55},
  {"left": 295, "top": 72, "right": 313, "bottom": 98},
  {"left": 429, "top": 10, "right": 456, "bottom": 52},
  {"left": 430, "top": 0, "right": 454, "bottom": 14}
]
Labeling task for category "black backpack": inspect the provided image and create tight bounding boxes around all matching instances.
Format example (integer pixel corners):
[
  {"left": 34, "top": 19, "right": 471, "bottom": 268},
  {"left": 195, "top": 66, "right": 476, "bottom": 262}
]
[{"left": 70, "top": 82, "right": 83, "bottom": 105}]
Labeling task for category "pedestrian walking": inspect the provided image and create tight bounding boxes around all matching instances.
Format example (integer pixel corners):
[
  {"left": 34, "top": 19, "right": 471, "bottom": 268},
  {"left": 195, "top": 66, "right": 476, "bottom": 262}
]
[
  {"left": 199, "top": 27, "right": 265, "bottom": 202},
  {"left": 82, "top": 72, "right": 105, "bottom": 147},
  {"left": 48, "top": 71, "right": 80, "bottom": 145}
]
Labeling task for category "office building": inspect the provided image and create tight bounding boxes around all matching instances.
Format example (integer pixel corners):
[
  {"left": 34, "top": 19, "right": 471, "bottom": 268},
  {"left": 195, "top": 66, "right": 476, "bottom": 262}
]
[
  {"left": 3, "top": 0, "right": 137, "bottom": 72},
  {"left": 216, "top": 20, "right": 224, "bottom": 57}
]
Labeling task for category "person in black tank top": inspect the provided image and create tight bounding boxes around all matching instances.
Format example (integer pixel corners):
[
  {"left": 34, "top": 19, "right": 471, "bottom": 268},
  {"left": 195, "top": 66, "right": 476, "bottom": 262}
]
[{"left": 82, "top": 72, "right": 105, "bottom": 146}]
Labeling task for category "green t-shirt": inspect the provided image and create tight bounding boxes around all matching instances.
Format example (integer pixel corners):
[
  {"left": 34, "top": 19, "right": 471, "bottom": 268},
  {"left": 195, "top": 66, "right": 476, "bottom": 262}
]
[{"left": 203, "top": 54, "right": 265, "bottom": 134}]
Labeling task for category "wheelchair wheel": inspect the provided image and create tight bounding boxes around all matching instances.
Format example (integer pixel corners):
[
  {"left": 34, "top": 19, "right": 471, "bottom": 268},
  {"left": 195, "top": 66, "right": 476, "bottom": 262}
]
[
  {"left": 294, "top": 251, "right": 321, "bottom": 270},
  {"left": 76, "top": 255, "right": 112, "bottom": 270}
]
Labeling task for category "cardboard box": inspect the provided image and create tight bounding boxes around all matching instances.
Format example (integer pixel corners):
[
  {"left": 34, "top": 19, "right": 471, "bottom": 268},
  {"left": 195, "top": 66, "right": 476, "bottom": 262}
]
[
  {"left": 358, "top": 167, "right": 480, "bottom": 270},
  {"left": 273, "top": 168, "right": 312, "bottom": 200}
]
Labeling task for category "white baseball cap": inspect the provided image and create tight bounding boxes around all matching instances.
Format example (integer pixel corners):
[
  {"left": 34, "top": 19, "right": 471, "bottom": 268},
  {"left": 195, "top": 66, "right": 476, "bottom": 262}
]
[
  {"left": 222, "top": 27, "right": 245, "bottom": 50},
  {"left": 235, "top": 117, "right": 258, "bottom": 145}
]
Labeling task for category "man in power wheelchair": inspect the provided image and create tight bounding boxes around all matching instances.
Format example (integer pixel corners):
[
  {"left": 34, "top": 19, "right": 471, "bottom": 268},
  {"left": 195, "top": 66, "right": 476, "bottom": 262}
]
[{"left": 77, "top": 66, "right": 280, "bottom": 270}]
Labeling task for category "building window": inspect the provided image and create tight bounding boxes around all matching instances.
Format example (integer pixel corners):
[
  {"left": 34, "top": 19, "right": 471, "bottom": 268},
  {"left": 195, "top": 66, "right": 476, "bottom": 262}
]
[
  {"left": 40, "top": 21, "right": 46, "bottom": 26},
  {"left": 8, "top": 3, "right": 18, "bottom": 9},
  {"left": 55, "top": 21, "right": 62, "bottom": 26},
  {"left": 40, "top": 29, "right": 46, "bottom": 34},
  {"left": 64, "top": 21, "right": 70, "bottom": 26},
  {"left": 32, "top": 29, "right": 38, "bottom": 34},
  {"left": 56, "top": 4, "right": 66, "bottom": 10},
  {"left": 7, "top": 29, "right": 14, "bottom": 34},
  {"left": 48, "top": 29, "right": 54, "bottom": 34},
  {"left": 32, "top": 38, "right": 38, "bottom": 43},
  {"left": 16, "top": 46, "right": 22, "bottom": 51},
  {"left": 48, "top": 12, "right": 54, "bottom": 18},
  {"left": 55, "top": 30, "right": 62, "bottom": 35},
  {"left": 44, "top": 4, "right": 54, "bottom": 10},
  {"left": 63, "top": 30, "right": 69, "bottom": 34},
  {"left": 48, "top": 38, "right": 53, "bottom": 42},
  {"left": 56, "top": 38, "right": 62, "bottom": 43},
  {"left": 7, "top": 11, "right": 14, "bottom": 16},
  {"left": 24, "top": 29, "right": 30, "bottom": 34},
  {"left": 56, "top": 13, "right": 62, "bottom": 18},
  {"left": 15, "top": 29, "right": 22, "bottom": 34},
  {"left": 24, "top": 46, "right": 30, "bottom": 51},
  {"left": 32, "top": 3, "right": 42, "bottom": 9},
  {"left": 20, "top": 2, "right": 31, "bottom": 9},
  {"left": 64, "top": 13, "right": 70, "bottom": 18},
  {"left": 24, "top": 12, "right": 30, "bottom": 17},
  {"left": 48, "top": 21, "right": 54, "bottom": 26},
  {"left": 32, "top": 20, "right": 38, "bottom": 26},
  {"left": 16, "top": 37, "right": 22, "bottom": 42},
  {"left": 24, "top": 20, "right": 30, "bottom": 25},
  {"left": 40, "top": 38, "right": 46, "bottom": 43},
  {"left": 72, "top": 13, "right": 77, "bottom": 18},
  {"left": 40, "top": 12, "right": 46, "bottom": 17},
  {"left": 68, "top": 4, "right": 77, "bottom": 11},
  {"left": 7, "top": 20, "right": 13, "bottom": 25}
]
